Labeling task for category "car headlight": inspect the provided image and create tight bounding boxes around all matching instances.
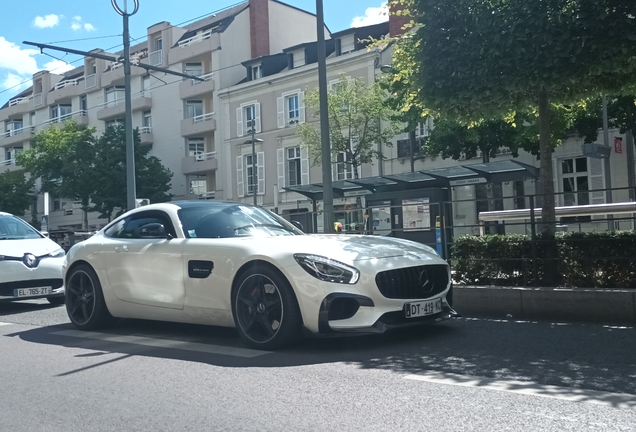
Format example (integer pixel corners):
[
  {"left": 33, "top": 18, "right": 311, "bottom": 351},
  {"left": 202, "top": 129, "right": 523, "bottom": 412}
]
[
  {"left": 48, "top": 248, "right": 66, "bottom": 258},
  {"left": 294, "top": 254, "right": 359, "bottom": 284}
]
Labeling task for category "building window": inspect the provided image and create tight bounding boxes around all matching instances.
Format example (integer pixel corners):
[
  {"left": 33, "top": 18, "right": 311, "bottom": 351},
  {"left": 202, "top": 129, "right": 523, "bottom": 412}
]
[
  {"left": 105, "top": 86, "right": 125, "bottom": 107},
  {"left": 561, "top": 157, "right": 590, "bottom": 206},
  {"left": 188, "top": 138, "right": 204, "bottom": 157},
  {"left": 252, "top": 65, "right": 262, "bottom": 80},
  {"left": 237, "top": 102, "right": 260, "bottom": 137},
  {"left": 5, "top": 120, "right": 23, "bottom": 136},
  {"left": 80, "top": 95, "right": 87, "bottom": 113},
  {"left": 287, "top": 94, "right": 299, "bottom": 123},
  {"left": 513, "top": 180, "right": 526, "bottom": 209},
  {"left": 50, "top": 104, "right": 72, "bottom": 122},
  {"left": 287, "top": 54, "right": 294, "bottom": 70},
  {"left": 287, "top": 147, "right": 301, "bottom": 186},
  {"left": 244, "top": 105, "right": 256, "bottom": 131},
  {"left": 106, "top": 118, "right": 124, "bottom": 129},
  {"left": 155, "top": 38, "right": 162, "bottom": 51},
  {"left": 189, "top": 175, "right": 207, "bottom": 196},
  {"left": 335, "top": 38, "right": 342, "bottom": 56},
  {"left": 185, "top": 100, "right": 203, "bottom": 119},
  {"left": 5, "top": 147, "right": 22, "bottom": 162},
  {"left": 336, "top": 152, "right": 354, "bottom": 181},
  {"left": 246, "top": 154, "right": 257, "bottom": 195},
  {"left": 184, "top": 62, "right": 203, "bottom": 78}
]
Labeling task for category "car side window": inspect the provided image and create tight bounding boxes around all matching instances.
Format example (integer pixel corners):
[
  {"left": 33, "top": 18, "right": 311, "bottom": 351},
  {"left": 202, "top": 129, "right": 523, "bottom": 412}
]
[{"left": 104, "top": 211, "right": 176, "bottom": 239}]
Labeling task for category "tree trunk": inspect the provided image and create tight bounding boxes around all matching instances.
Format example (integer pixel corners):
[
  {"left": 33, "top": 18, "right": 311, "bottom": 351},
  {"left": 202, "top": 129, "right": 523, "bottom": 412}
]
[{"left": 538, "top": 87, "right": 558, "bottom": 286}]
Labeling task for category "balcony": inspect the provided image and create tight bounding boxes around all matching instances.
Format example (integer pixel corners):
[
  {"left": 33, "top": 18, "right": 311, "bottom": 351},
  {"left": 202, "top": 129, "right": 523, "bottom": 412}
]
[
  {"left": 139, "top": 126, "right": 153, "bottom": 145},
  {"left": 180, "top": 112, "right": 216, "bottom": 137},
  {"left": 50, "top": 78, "right": 84, "bottom": 103},
  {"left": 182, "top": 151, "right": 217, "bottom": 175},
  {"left": 96, "top": 92, "right": 153, "bottom": 121},
  {"left": 170, "top": 31, "right": 220, "bottom": 64},
  {"left": 1, "top": 97, "right": 31, "bottom": 121},
  {"left": 1, "top": 127, "right": 33, "bottom": 146},
  {"left": 179, "top": 72, "right": 215, "bottom": 99},
  {"left": 147, "top": 49, "right": 163, "bottom": 66},
  {"left": 102, "top": 62, "right": 145, "bottom": 87},
  {"left": 85, "top": 73, "right": 98, "bottom": 91},
  {"left": 0, "top": 159, "right": 18, "bottom": 174}
]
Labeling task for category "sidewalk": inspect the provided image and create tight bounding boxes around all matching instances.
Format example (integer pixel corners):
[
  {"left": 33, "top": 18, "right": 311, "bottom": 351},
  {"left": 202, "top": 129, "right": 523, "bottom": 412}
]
[{"left": 454, "top": 285, "right": 636, "bottom": 324}]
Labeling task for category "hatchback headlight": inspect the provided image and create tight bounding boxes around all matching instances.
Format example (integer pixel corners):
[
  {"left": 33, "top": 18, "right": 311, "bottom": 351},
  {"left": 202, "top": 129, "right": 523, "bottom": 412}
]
[
  {"left": 48, "top": 248, "right": 66, "bottom": 258},
  {"left": 294, "top": 254, "right": 359, "bottom": 284}
]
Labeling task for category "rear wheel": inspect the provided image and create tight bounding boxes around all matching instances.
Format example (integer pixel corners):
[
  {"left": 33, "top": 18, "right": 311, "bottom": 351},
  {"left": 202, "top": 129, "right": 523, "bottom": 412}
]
[
  {"left": 232, "top": 265, "right": 302, "bottom": 350},
  {"left": 65, "top": 264, "right": 112, "bottom": 330}
]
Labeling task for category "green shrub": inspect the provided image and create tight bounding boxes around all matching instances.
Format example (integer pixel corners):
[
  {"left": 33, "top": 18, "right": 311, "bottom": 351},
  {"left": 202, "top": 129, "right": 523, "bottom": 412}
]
[{"left": 451, "top": 231, "right": 636, "bottom": 288}]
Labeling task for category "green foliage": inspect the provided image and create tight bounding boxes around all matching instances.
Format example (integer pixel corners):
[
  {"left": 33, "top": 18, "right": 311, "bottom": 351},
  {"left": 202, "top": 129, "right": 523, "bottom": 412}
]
[
  {"left": 0, "top": 170, "right": 35, "bottom": 216},
  {"left": 91, "top": 125, "right": 173, "bottom": 219},
  {"left": 452, "top": 232, "right": 636, "bottom": 288},
  {"left": 296, "top": 75, "right": 400, "bottom": 177}
]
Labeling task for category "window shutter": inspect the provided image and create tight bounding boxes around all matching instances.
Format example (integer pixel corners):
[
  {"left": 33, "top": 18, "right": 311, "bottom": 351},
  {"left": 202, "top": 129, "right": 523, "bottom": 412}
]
[
  {"left": 332, "top": 152, "right": 337, "bottom": 181},
  {"left": 589, "top": 157, "right": 606, "bottom": 219},
  {"left": 236, "top": 156, "right": 245, "bottom": 198},
  {"left": 277, "top": 148, "right": 286, "bottom": 191},
  {"left": 553, "top": 158, "right": 559, "bottom": 207},
  {"left": 257, "top": 151, "right": 265, "bottom": 195},
  {"left": 300, "top": 146, "right": 310, "bottom": 185},
  {"left": 255, "top": 102, "right": 261, "bottom": 133},
  {"left": 298, "top": 91, "right": 305, "bottom": 124},
  {"left": 277, "top": 97, "right": 285, "bottom": 128},
  {"left": 236, "top": 107, "right": 243, "bottom": 137}
]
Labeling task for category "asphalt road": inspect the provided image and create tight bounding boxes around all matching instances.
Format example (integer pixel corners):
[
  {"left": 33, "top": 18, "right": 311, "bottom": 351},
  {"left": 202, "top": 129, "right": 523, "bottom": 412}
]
[{"left": 1, "top": 300, "right": 635, "bottom": 432}]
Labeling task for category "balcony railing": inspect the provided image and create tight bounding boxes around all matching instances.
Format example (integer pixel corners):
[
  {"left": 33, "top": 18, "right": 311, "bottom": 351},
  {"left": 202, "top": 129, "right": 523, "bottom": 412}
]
[
  {"left": 149, "top": 49, "right": 163, "bottom": 66},
  {"left": 96, "top": 91, "right": 151, "bottom": 109},
  {"left": 0, "top": 159, "right": 15, "bottom": 166},
  {"left": 2, "top": 126, "right": 29, "bottom": 138},
  {"left": 140, "top": 126, "right": 152, "bottom": 134},
  {"left": 85, "top": 74, "right": 97, "bottom": 89},
  {"left": 197, "top": 191, "right": 216, "bottom": 200},
  {"left": 33, "top": 93, "right": 43, "bottom": 107},
  {"left": 8, "top": 97, "right": 30, "bottom": 107},
  {"left": 54, "top": 78, "right": 82, "bottom": 90},
  {"left": 192, "top": 112, "right": 215, "bottom": 124},
  {"left": 194, "top": 150, "right": 217, "bottom": 161},
  {"left": 41, "top": 110, "right": 88, "bottom": 126},
  {"left": 190, "top": 71, "right": 214, "bottom": 85},
  {"left": 178, "top": 29, "right": 213, "bottom": 48}
]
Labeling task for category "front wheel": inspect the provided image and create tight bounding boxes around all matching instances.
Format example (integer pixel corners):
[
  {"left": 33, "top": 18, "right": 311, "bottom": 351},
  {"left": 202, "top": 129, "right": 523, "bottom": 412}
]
[
  {"left": 232, "top": 265, "right": 302, "bottom": 350},
  {"left": 65, "top": 264, "right": 112, "bottom": 330}
]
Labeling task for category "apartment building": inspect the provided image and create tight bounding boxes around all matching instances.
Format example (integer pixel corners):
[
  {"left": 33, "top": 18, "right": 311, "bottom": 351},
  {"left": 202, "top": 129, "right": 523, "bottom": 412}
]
[{"left": 0, "top": 0, "right": 327, "bottom": 234}]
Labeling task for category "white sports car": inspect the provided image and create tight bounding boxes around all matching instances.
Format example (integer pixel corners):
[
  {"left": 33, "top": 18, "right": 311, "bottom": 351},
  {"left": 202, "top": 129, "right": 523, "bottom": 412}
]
[
  {"left": 63, "top": 201, "right": 457, "bottom": 349},
  {"left": 0, "top": 212, "right": 66, "bottom": 304}
]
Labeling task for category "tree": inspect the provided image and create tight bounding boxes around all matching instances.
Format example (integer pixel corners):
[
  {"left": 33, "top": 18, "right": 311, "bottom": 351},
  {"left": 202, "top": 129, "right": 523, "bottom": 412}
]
[
  {"left": 296, "top": 75, "right": 400, "bottom": 179},
  {"left": 17, "top": 121, "right": 97, "bottom": 230},
  {"left": 0, "top": 170, "right": 35, "bottom": 217},
  {"left": 411, "top": 0, "right": 636, "bottom": 236},
  {"left": 91, "top": 125, "right": 173, "bottom": 220}
]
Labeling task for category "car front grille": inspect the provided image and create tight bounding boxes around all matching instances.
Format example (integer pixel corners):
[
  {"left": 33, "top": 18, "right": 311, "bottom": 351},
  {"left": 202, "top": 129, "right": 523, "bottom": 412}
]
[
  {"left": 375, "top": 264, "right": 449, "bottom": 299},
  {"left": 0, "top": 279, "right": 63, "bottom": 296}
]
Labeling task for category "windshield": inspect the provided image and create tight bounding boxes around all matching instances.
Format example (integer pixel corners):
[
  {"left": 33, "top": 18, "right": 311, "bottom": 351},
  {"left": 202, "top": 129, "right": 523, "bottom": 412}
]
[
  {"left": 178, "top": 204, "right": 303, "bottom": 239},
  {"left": 0, "top": 215, "right": 43, "bottom": 240}
]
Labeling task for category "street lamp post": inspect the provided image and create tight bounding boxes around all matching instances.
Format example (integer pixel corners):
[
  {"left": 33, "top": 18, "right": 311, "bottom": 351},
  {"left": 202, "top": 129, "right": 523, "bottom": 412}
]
[
  {"left": 112, "top": 0, "right": 140, "bottom": 212},
  {"left": 243, "top": 119, "right": 262, "bottom": 206}
]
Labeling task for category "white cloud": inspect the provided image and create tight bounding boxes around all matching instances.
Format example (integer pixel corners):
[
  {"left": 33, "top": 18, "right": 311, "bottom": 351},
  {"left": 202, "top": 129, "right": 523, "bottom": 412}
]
[
  {"left": 71, "top": 16, "right": 96, "bottom": 32},
  {"left": 1, "top": 73, "right": 31, "bottom": 92},
  {"left": 43, "top": 59, "right": 75, "bottom": 74},
  {"left": 0, "top": 37, "right": 39, "bottom": 75},
  {"left": 351, "top": 2, "right": 389, "bottom": 27},
  {"left": 33, "top": 14, "right": 60, "bottom": 29}
]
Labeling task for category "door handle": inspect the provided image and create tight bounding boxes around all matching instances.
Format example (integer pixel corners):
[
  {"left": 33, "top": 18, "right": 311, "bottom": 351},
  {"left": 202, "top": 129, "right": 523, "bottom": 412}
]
[{"left": 115, "top": 246, "right": 128, "bottom": 252}]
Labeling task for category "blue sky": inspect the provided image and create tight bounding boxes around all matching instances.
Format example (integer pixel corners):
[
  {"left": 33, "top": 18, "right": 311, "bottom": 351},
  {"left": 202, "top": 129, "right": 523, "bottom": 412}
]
[{"left": 0, "top": 0, "right": 389, "bottom": 104}]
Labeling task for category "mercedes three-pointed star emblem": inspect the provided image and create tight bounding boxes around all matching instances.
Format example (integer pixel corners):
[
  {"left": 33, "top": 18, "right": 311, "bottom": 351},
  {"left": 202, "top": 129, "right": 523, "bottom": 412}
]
[{"left": 419, "top": 269, "right": 432, "bottom": 293}]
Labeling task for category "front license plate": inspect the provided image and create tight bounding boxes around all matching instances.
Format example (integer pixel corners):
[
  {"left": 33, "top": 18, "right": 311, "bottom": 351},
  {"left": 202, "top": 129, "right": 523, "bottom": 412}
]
[
  {"left": 13, "top": 287, "right": 52, "bottom": 298},
  {"left": 404, "top": 298, "right": 442, "bottom": 318}
]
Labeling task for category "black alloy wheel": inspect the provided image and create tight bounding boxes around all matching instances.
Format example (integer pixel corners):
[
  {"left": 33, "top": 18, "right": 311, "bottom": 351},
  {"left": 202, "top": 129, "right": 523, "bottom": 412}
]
[
  {"left": 65, "top": 264, "right": 111, "bottom": 330},
  {"left": 233, "top": 266, "right": 302, "bottom": 350}
]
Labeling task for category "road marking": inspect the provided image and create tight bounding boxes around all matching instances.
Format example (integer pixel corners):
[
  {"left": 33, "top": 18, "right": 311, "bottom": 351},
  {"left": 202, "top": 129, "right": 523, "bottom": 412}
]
[
  {"left": 404, "top": 371, "right": 636, "bottom": 410},
  {"left": 51, "top": 330, "right": 271, "bottom": 358},
  {"left": 0, "top": 322, "right": 13, "bottom": 326}
]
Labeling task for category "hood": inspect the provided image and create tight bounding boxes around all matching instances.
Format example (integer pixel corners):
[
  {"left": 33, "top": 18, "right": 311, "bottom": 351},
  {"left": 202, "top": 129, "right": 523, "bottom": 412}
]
[
  {"left": 0, "top": 237, "right": 61, "bottom": 258},
  {"left": 264, "top": 234, "right": 440, "bottom": 262}
]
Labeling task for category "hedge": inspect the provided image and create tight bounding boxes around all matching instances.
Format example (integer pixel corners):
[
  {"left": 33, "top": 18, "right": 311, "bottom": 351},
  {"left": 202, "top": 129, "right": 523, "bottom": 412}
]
[{"left": 451, "top": 231, "right": 636, "bottom": 288}]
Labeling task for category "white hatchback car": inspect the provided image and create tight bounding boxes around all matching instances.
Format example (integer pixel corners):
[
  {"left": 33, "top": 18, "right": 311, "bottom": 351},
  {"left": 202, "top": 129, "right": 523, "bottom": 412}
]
[{"left": 0, "top": 212, "right": 66, "bottom": 304}]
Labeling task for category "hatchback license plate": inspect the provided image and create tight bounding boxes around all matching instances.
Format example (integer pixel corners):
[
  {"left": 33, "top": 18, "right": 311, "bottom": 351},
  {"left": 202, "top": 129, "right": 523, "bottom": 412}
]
[
  {"left": 405, "top": 298, "right": 442, "bottom": 318},
  {"left": 13, "top": 287, "right": 52, "bottom": 298}
]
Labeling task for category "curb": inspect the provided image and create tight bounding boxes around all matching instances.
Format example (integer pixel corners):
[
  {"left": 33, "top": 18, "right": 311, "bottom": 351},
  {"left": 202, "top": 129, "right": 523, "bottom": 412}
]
[{"left": 453, "top": 285, "right": 636, "bottom": 324}]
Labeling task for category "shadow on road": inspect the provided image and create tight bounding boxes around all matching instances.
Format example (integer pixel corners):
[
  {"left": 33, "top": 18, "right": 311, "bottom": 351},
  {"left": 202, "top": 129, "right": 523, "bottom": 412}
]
[
  {"left": 0, "top": 301, "right": 61, "bottom": 316},
  {"left": 4, "top": 316, "right": 636, "bottom": 403}
]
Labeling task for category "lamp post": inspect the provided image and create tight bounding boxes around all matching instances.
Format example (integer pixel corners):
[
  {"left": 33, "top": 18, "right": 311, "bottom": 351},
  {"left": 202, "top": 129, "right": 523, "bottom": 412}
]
[
  {"left": 243, "top": 119, "right": 262, "bottom": 206},
  {"left": 112, "top": 0, "right": 140, "bottom": 212}
]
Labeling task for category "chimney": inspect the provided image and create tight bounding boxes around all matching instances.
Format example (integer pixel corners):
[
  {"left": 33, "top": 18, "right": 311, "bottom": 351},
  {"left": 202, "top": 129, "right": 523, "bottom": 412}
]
[
  {"left": 250, "top": 0, "right": 270, "bottom": 58},
  {"left": 389, "top": 1, "right": 410, "bottom": 37}
]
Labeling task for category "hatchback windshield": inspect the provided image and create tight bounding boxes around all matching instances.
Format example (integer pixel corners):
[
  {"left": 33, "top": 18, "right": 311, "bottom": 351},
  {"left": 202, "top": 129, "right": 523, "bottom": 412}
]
[
  {"left": 178, "top": 204, "right": 303, "bottom": 239},
  {"left": 0, "top": 215, "right": 43, "bottom": 240}
]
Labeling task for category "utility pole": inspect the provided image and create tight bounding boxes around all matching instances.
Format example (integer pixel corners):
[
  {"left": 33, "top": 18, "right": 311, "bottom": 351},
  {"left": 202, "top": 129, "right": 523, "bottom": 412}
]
[
  {"left": 316, "top": 0, "right": 334, "bottom": 233},
  {"left": 112, "top": 0, "right": 139, "bottom": 212},
  {"left": 24, "top": 0, "right": 203, "bottom": 214}
]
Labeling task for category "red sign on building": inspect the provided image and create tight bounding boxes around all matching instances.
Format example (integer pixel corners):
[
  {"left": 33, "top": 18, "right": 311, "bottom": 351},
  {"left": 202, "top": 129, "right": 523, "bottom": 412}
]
[{"left": 615, "top": 137, "right": 623, "bottom": 154}]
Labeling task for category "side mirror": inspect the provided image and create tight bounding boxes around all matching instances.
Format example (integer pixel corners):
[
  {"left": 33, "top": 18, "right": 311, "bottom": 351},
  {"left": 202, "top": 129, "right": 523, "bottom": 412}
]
[
  {"left": 291, "top": 220, "right": 304, "bottom": 232},
  {"left": 138, "top": 223, "right": 172, "bottom": 239}
]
